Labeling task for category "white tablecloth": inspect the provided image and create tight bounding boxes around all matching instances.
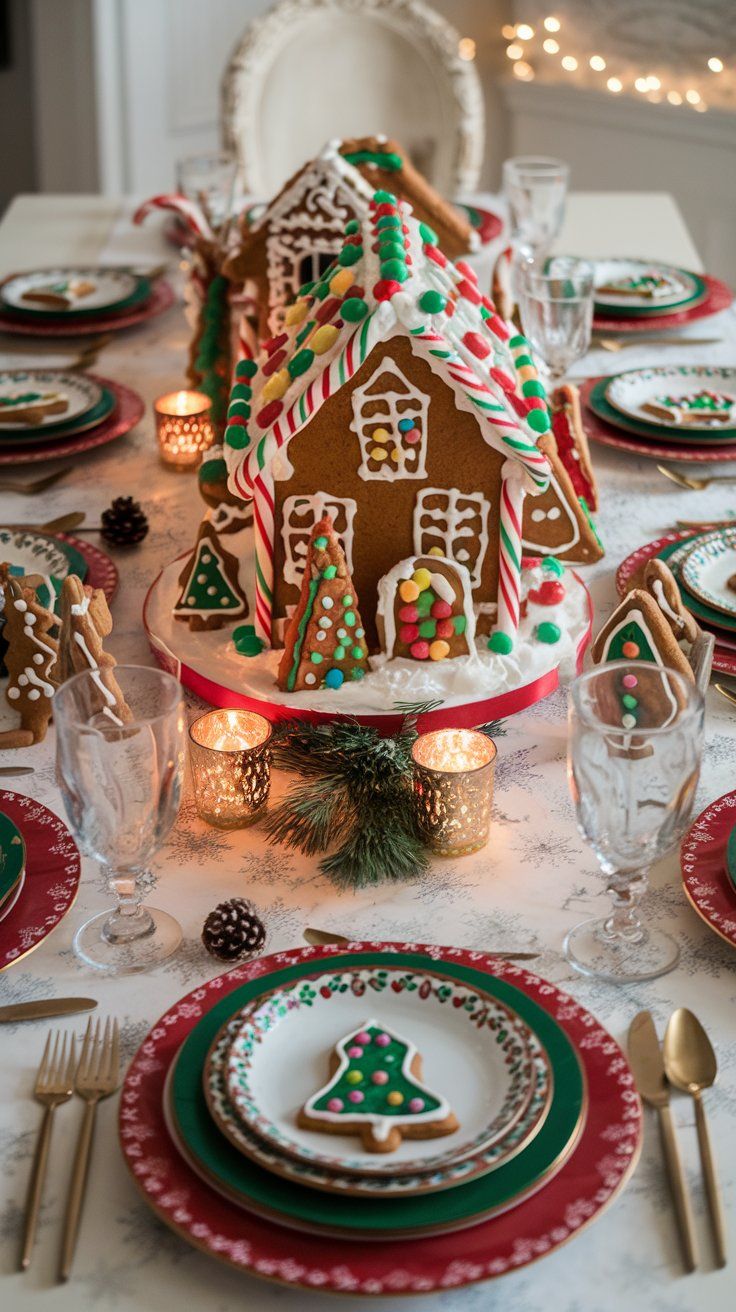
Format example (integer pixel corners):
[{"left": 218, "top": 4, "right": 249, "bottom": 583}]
[{"left": 0, "top": 194, "right": 735, "bottom": 1312}]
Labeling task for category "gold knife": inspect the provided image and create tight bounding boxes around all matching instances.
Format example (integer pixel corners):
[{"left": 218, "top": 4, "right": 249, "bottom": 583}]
[
  {"left": 304, "top": 927, "right": 540, "bottom": 960},
  {"left": 628, "top": 1010, "right": 698, "bottom": 1272},
  {"left": 0, "top": 998, "right": 97, "bottom": 1024}
]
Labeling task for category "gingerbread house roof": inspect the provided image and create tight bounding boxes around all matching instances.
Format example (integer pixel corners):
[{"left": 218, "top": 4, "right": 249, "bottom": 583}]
[
  {"left": 224, "top": 137, "right": 477, "bottom": 283},
  {"left": 223, "top": 194, "right": 552, "bottom": 501}
]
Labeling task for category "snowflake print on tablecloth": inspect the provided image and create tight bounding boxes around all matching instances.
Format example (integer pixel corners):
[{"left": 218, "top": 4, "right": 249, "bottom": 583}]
[
  {"left": 511, "top": 831, "right": 581, "bottom": 869},
  {"left": 494, "top": 746, "right": 544, "bottom": 793}
]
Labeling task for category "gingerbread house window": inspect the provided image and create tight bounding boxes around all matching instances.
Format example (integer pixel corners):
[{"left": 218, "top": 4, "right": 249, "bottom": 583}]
[
  {"left": 350, "top": 361, "right": 429, "bottom": 481},
  {"left": 281, "top": 493, "right": 357, "bottom": 588},
  {"left": 413, "top": 488, "right": 490, "bottom": 588}
]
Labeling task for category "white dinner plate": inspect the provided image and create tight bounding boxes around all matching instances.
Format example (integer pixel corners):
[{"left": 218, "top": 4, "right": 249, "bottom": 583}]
[
  {"left": 605, "top": 366, "right": 736, "bottom": 433},
  {"left": 681, "top": 529, "right": 736, "bottom": 619},
  {"left": 0, "top": 370, "right": 103, "bottom": 431},
  {"left": 593, "top": 258, "right": 700, "bottom": 310},
  {"left": 0, "top": 267, "right": 139, "bottom": 314}
]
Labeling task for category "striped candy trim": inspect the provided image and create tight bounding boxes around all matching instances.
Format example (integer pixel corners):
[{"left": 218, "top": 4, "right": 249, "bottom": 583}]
[
  {"left": 132, "top": 193, "right": 214, "bottom": 243},
  {"left": 252, "top": 472, "right": 275, "bottom": 644},
  {"left": 496, "top": 469, "right": 525, "bottom": 637}
]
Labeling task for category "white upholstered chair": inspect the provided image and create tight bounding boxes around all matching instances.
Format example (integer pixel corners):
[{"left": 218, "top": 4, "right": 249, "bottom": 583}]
[{"left": 221, "top": 0, "right": 485, "bottom": 198}]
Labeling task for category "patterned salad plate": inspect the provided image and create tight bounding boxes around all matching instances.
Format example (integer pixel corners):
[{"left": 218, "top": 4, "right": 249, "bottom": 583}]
[
  {"left": 0, "top": 267, "right": 145, "bottom": 316},
  {"left": 201, "top": 995, "right": 552, "bottom": 1199},
  {"left": 580, "top": 379, "right": 736, "bottom": 464},
  {"left": 592, "top": 275, "right": 733, "bottom": 335},
  {"left": 681, "top": 791, "right": 736, "bottom": 949},
  {"left": 121, "top": 942, "right": 641, "bottom": 1294},
  {"left": 0, "top": 377, "right": 144, "bottom": 466},
  {"left": 605, "top": 366, "right": 736, "bottom": 435},
  {"left": 0, "top": 370, "right": 103, "bottom": 432},
  {"left": 0, "top": 793, "right": 80, "bottom": 972},
  {"left": 0, "top": 811, "right": 26, "bottom": 916},
  {"left": 680, "top": 529, "right": 736, "bottom": 619},
  {"left": 220, "top": 965, "right": 538, "bottom": 1176},
  {"left": 593, "top": 258, "right": 704, "bottom": 313},
  {"left": 0, "top": 529, "right": 88, "bottom": 608},
  {"left": 587, "top": 378, "right": 736, "bottom": 446}
]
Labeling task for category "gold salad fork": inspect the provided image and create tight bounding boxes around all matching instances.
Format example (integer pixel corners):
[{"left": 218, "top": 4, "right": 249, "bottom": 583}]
[
  {"left": 59, "top": 1017, "right": 120, "bottom": 1281},
  {"left": 20, "top": 1030, "right": 76, "bottom": 1270}
]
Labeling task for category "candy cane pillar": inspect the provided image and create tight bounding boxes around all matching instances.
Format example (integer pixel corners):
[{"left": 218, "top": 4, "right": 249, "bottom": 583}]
[{"left": 492, "top": 460, "right": 527, "bottom": 650}]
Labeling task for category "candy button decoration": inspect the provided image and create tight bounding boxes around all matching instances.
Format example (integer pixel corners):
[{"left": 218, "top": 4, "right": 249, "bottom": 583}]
[
  {"left": 235, "top": 358, "right": 258, "bottom": 379},
  {"left": 622, "top": 641, "right": 640, "bottom": 658},
  {"left": 232, "top": 624, "right": 264, "bottom": 657},
  {"left": 488, "top": 631, "right": 513, "bottom": 655},
  {"left": 536, "top": 622, "right": 561, "bottom": 644},
  {"left": 341, "top": 297, "right": 368, "bottom": 322}
]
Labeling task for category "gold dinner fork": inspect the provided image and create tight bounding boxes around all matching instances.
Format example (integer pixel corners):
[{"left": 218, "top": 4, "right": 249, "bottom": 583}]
[
  {"left": 58, "top": 1017, "right": 120, "bottom": 1281},
  {"left": 20, "top": 1029, "right": 76, "bottom": 1270},
  {"left": 592, "top": 336, "right": 722, "bottom": 352},
  {"left": 657, "top": 464, "right": 736, "bottom": 491}
]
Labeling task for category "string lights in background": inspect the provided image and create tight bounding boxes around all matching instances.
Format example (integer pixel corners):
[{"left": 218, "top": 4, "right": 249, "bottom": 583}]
[{"left": 498, "top": 14, "right": 731, "bottom": 111}]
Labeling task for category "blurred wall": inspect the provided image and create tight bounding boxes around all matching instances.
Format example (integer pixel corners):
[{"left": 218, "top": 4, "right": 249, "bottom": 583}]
[{"left": 0, "top": 0, "right": 37, "bottom": 211}]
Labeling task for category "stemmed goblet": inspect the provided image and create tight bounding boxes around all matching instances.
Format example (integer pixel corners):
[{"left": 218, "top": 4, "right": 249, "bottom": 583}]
[
  {"left": 566, "top": 661, "right": 704, "bottom": 982},
  {"left": 54, "top": 665, "right": 186, "bottom": 974},
  {"left": 517, "top": 256, "right": 594, "bottom": 380}
]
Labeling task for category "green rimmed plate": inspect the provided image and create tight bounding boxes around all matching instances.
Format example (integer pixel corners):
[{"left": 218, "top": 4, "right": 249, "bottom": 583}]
[
  {"left": 0, "top": 387, "right": 115, "bottom": 444},
  {"left": 593, "top": 258, "right": 705, "bottom": 313},
  {"left": 588, "top": 378, "right": 736, "bottom": 444},
  {"left": 0, "top": 267, "right": 150, "bottom": 318},
  {"left": 605, "top": 366, "right": 736, "bottom": 435},
  {"left": 656, "top": 535, "right": 736, "bottom": 633},
  {"left": 222, "top": 965, "right": 538, "bottom": 1176},
  {"left": 0, "top": 370, "right": 103, "bottom": 432},
  {"left": 0, "top": 811, "right": 26, "bottom": 913},
  {"left": 681, "top": 529, "right": 736, "bottom": 619},
  {"left": 0, "top": 528, "right": 88, "bottom": 611},
  {"left": 726, "top": 823, "right": 736, "bottom": 893},
  {"left": 169, "top": 950, "right": 584, "bottom": 1239}
]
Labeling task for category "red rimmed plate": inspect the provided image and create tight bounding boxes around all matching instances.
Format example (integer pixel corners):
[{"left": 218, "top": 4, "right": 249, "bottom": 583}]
[
  {"left": 0, "top": 279, "right": 175, "bottom": 337},
  {"left": 579, "top": 379, "right": 736, "bottom": 463},
  {"left": 0, "top": 792, "right": 81, "bottom": 972},
  {"left": 119, "top": 940, "right": 641, "bottom": 1297},
  {"left": 615, "top": 529, "right": 736, "bottom": 677},
  {"left": 592, "top": 274, "right": 732, "bottom": 333},
  {"left": 681, "top": 792, "right": 736, "bottom": 949},
  {"left": 0, "top": 377, "right": 144, "bottom": 465}
]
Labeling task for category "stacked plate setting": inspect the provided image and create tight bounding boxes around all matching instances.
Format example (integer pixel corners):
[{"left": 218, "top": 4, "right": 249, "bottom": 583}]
[
  {"left": 592, "top": 257, "right": 731, "bottom": 334},
  {"left": 0, "top": 267, "right": 151, "bottom": 325},
  {"left": 0, "top": 370, "right": 116, "bottom": 448},
  {"left": 584, "top": 365, "right": 736, "bottom": 462},
  {"left": 655, "top": 527, "right": 736, "bottom": 653},
  {"left": 0, "top": 812, "right": 25, "bottom": 924}
]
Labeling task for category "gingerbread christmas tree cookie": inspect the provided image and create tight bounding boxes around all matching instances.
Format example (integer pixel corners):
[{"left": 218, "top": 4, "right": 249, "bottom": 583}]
[
  {"left": 376, "top": 556, "right": 475, "bottom": 661},
  {"left": 277, "top": 516, "right": 368, "bottom": 691},
  {"left": 591, "top": 588, "right": 694, "bottom": 687},
  {"left": 174, "top": 523, "right": 249, "bottom": 632},
  {"left": 0, "top": 576, "right": 58, "bottom": 748},
  {"left": 298, "top": 1020, "right": 458, "bottom": 1153}
]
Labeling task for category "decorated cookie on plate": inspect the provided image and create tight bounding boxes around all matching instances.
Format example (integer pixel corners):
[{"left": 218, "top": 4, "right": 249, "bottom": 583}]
[
  {"left": 597, "top": 269, "right": 680, "bottom": 300},
  {"left": 297, "top": 1019, "right": 459, "bottom": 1154},
  {"left": 642, "top": 559, "right": 699, "bottom": 645},
  {"left": 277, "top": 515, "right": 369, "bottom": 692},
  {"left": 376, "top": 556, "right": 474, "bottom": 661},
  {"left": 641, "top": 389, "right": 736, "bottom": 427}
]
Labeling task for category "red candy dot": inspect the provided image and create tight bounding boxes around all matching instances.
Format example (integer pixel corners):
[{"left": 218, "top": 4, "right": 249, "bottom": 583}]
[
  {"left": 371, "top": 1070, "right": 389, "bottom": 1085},
  {"left": 463, "top": 330, "right": 491, "bottom": 359},
  {"left": 622, "top": 673, "right": 638, "bottom": 689},
  {"left": 444, "top": 299, "right": 456, "bottom": 317},
  {"left": 346, "top": 284, "right": 364, "bottom": 298},
  {"left": 356, "top": 1030, "right": 371, "bottom": 1044},
  {"left": 481, "top": 294, "right": 496, "bottom": 312},
  {"left": 522, "top": 555, "right": 543, "bottom": 569},
  {"left": 374, "top": 1033, "right": 391, "bottom": 1047},
  {"left": 525, "top": 395, "right": 547, "bottom": 412},
  {"left": 622, "top": 641, "right": 640, "bottom": 658},
  {"left": 262, "top": 350, "right": 286, "bottom": 376},
  {"left": 315, "top": 296, "right": 341, "bottom": 324},
  {"left": 405, "top": 429, "right": 421, "bottom": 444},
  {"left": 410, "top": 640, "right": 430, "bottom": 660},
  {"left": 456, "top": 260, "right": 478, "bottom": 283},
  {"left": 457, "top": 278, "right": 482, "bottom": 305},
  {"left": 327, "top": 1098, "right": 343, "bottom": 1112},
  {"left": 399, "top": 604, "right": 419, "bottom": 622},
  {"left": 490, "top": 367, "right": 516, "bottom": 394},
  {"left": 529, "top": 580, "right": 566, "bottom": 606},
  {"left": 263, "top": 332, "right": 287, "bottom": 356},
  {"left": 400, "top": 623, "right": 420, "bottom": 644},
  {"left": 348, "top": 1090, "right": 364, "bottom": 1104},
  {"left": 256, "top": 400, "right": 283, "bottom": 428},
  {"left": 436, "top": 618, "right": 454, "bottom": 639},
  {"left": 373, "top": 279, "right": 402, "bottom": 301},
  {"left": 423, "top": 244, "right": 447, "bottom": 268},
  {"left": 225, "top": 413, "right": 247, "bottom": 428},
  {"left": 430, "top": 600, "right": 452, "bottom": 619},
  {"left": 347, "top": 1045, "right": 363, "bottom": 1058},
  {"left": 488, "top": 313, "right": 510, "bottom": 340},
  {"left": 375, "top": 203, "right": 396, "bottom": 217}
]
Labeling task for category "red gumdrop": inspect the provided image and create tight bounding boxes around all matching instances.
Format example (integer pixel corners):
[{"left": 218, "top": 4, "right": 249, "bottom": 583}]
[
  {"left": 399, "top": 604, "right": 419, "bottom": 622},
  {"left": 263, "top": 332, "right": 288, "bottom": 356},
  {"left": 344, "top": 233, "right": 362, "bottom": 246},
  {"left": 456, "top": 260, "right": 478, "bottom": 283},
  {"left": 529, "top": 580, "right": 566, "bottom": 606},
  {"left": 373, "top": 279, "right": 402, "bottom": 301},
  {"left": 374, "top": 203, "right": 397, "bottom": 218},
  {"left": 423, "top": 244, "right": 447, "bottom": 268},
  {"left": 410, "top": 640, "right": 430, "bottom": 660},
  {"left": 522, "top": 555, "right": 543, "bottom": 570},
  {"left": 256, "top": 399, "right": 283, "bottom": 428},
  {"left": 457, "top": 278, "right": 482, "bottom": 305},
  {"left": 481, "top": 294, "right": 495, "bottom": 311},
  {"left": 346, "top": 284, "right": 364, "bottom": 298},
  {"left": 262, "top": 350, "right": 286, "bottom": 376},
  {"left": 490, "top": 367, "right": 516, "bottom": 394},
  {"left": 430, "top": 600, "right": 452, "bottom": 619},
  {"left": 488, "top": 313, "right": 510, "bottom": 340},
  {"left": 315, "top": 297, "right": 341, "bottom": 324},
  {"left": 225, "top": 413, "right": 247, "bottom": 428},
  {"left": 400, "top": 624, "right": 420, "bottom": 644},
  {"left": 436, "top": 618, "right": 454, "bottom": 639},
  {"left": 463, "top": 330, "right": 491, "bottom": 359}
]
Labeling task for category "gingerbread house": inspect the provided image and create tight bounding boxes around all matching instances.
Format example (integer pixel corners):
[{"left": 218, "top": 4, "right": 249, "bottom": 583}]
[
  {"left": 223, "top": 136, "right": 478, "bottom": 347},
  {"left": 222, "top": 193, "right": 601, "bottom": 655}
]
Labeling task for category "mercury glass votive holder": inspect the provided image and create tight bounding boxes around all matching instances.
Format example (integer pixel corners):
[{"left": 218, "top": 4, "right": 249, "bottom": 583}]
[
  {"left": 154, "top": 389, "right": 214, "bottom": 469},
  {"left": 188, "top": 709, "right": 272, "bottom": 829},
  {"left": 412, "top": 729, "right": 497, "bottom": 857}
]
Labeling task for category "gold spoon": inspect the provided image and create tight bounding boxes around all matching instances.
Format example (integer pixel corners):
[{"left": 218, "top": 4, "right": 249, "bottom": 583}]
[
  {"left": 663, "top": 1008, "right": 727, "bottom": 1268},
  {"left": 714, "top": 683, "right": 736, "bottom": 710}
]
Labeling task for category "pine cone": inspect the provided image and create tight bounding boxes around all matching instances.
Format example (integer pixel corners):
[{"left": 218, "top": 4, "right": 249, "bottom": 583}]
[
  {"left": 201, "top": 898, "right": 266, "bottom": 962},
  {"left": 100, "top": 497, "right": 149, "bottom": 547}
]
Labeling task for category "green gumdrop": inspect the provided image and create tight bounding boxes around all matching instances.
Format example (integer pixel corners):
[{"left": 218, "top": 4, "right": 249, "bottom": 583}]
[
  {"left": 622, "top": 693, "right": 638, "bottom": 710},
  {"left": 536, "top": 622, "right": 561, "bottom": 644},
  {"left": 322, "top": 565, "right": 337, "bottom": 580},
  {"left": 373, "top": 189, "right": 397, "bottom": 205},
  {"left": 351, "top": 645, "right": 364, "bottom": 660},
  {"left": 419, "top": 221, "right": 438, "bottom": 245},
  {"left": 509, "top": 334, "right": 527, "bottom": 349},
  {"left": 418, "top": 619, "right": 437, "bottom": 639},
  {"left": 313, "top": 535, "right": 328, "bottom": 550},
  {"left": 453, "top": 615, "right": 467, "bottom": 635},
  {"left": 310, "top": 652, "right": 324, "bottom": 664},
  {"left": 333, "top": 645, "right": 346, "bottom": 661},
  {"left": 298, "top": 280, "right": 315, "bottom": 296},
  {"left": 342, "top": 297, "right": 368, "bottom": 322},
  {"left": 488, "top": 631, "right": 513, "bottom": 655},
  {"left": 415, "top": 591, "right": 433, "bottom": 617},
  {"left": 236, "top": 358, "right": 258, "bottom": 379},
  {"left": 342, "top": 594, "right": 353, "bottom": 606},
  {"left": 527, "top": 408, "right": 550, "bottom": 434},
  {"left": 232, "top": 623, "right": 264, "bottom": 657},
  {"left": 515, "top": 354, "right": 533, "bottom": 368},
  {"left": 344, "top": 219, "right": 360, "bottom": 235},
  {"left": 542, "top": 557, "right": 565, "bottom": 578},
  {"left": 380, "top": 258, "right": 408, "bottom": 283},
  {"left": 419, "top": 290, "right": 446, "bottom": 314},
  {"left": 288, "top": 348, "right": 314, "bottom": 378},
  {"left": 338, "top": 244, "right": 363, "bottom": 266},
  {"left": 522, "top": 379, "right": 546, "bottom": 398},
  {"left": 344, "top": 611, "right": 356, "bottom": 627},
  {"left": 313, "top": 282, "right": 331, "bottom": 300},
  {"left": 227, "top": 400, "right": 250, "bottom": 420},
  {"left": 378, "top": 240, "right": 406, "bottom": 262},
  {"left": 376, "top": 214, "right": 401, "bottom": 230},
  {"left": 231, "top": 383, "right": 252, "bottom": 402},
  {"left": 225, "top": 424, "right": 249, "bottom": 450}
]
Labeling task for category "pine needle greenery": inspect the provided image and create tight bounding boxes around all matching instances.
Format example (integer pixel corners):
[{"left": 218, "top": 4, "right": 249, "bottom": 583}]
[{"left": 263, "top": 707, "right": 506, "bottom": 890}]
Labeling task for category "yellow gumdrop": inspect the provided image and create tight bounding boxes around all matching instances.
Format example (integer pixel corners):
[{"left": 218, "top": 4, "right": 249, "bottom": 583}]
[
  {"left": 346, "top": 1069, "right": 363, "bottom": 1085},
  {"left": 429, "top": 639, "right": 451, "bottom": 661},
  {"left": 390, "top": 447, "right": 400, "bottom": 463},
  {"left": 387, "top": 1091, "right": 404, "bottom": 1106},
  {"left": 412, "top": 567, "right": 432, "bottom": 592},
  {"left": 311, "top": 324, "right": 339, "bottom": 355},
  {"left": 330, "top": 267, "right": 355, "bottom": 296},
  {"left": 428, "top": 546, "right": 444, "bottom": 557},
  {"left": 399, "top": 580, "right": 420, "bottom": 603},
  {"left": 262, "top": 368, "right": 291, "bottom": 402},
  {"left": 285, "top": 300, "right": 309, "bottom": 326},
  {"left": 370, "top": 446, "right": 388, "bottom": 462},
  {"left": 517, "top": 364, "right": 537, "bottom": 382},
  {"left": 371, "top": 427, "right": 391, "bottom": 444}
]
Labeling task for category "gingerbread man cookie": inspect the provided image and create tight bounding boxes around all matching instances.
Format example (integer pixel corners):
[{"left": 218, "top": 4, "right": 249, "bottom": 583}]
[
  {"left": 297, "top": 1020, "right": 459, "bottom": 1154},
  {"left": 58, "top": 575, "right": 131, "bottom": 725},
  {"left": 0, "top": 576, "right": 58, "bottom": 747},
  {"left": 642, "top": 559, "right": 700, "bottom": 645}
]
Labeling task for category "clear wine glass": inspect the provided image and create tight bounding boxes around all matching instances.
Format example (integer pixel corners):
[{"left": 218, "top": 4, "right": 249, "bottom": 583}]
[
  {"left": 54, "top": 665, "right": 186, "bottom": 974},
  {"left": 566, "top": 661, "right": 704, "bottom": 983},
  {"left": 517, "top": 257, "right": 594, "bottom": 379},
  {"left": 502, "top": 156, "right": 569, "bottom": 267}
]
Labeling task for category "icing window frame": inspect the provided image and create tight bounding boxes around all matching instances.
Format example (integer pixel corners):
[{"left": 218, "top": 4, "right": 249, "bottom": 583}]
[
  {"left": 350, "top": 360, "right": 430, "bottom": 482},
  {"left": 281, "top": 493, "right": 358, "bottom": 588},
  {"left": 413, "top": 487, "right": 490, "bottom": 588}
]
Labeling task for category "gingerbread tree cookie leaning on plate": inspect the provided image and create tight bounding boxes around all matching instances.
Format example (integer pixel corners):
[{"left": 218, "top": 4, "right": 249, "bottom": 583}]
[
  {"left": 0, "top": 575, "right": 58, "bottom": 747},
  {"left": 642, "top": 559, "right": 700, "bottom": 646},
  {"left": 278, "top": 515, "right": 369, "bottom": 692},
  {"left": 58, "top": 575, "right": 131, "bottom": 725},
  {"left": 298, "top": 1020, "right": 458, "bottom": 1154}
]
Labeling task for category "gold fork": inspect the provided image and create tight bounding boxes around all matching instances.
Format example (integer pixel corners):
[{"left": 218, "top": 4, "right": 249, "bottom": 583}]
[
  {"left": 0, "top": 469, "right": 67, "bottom": 495},
  {"left": 59, "top": 1017, "right": 120, "bottom": 1281},
  {"left": 20, "top": 1029, "right": 76, "bottom": 1270},
  {"left": 592, "top": 336, "right": 722, "bottom": 352},
  {"left": 657, "top": 464, "right": 736, "bottom": 491}
]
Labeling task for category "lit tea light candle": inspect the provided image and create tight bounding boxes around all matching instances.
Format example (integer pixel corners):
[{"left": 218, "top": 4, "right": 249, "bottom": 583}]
[
  {"left": 411, "top": 729, "right": 496, "bottom": 856},
  {"left": 154, "top": 389, "right": 214, "bottom": 469},
  {"left": 189, "top": 709, "right": 271, "bottom": 828}
]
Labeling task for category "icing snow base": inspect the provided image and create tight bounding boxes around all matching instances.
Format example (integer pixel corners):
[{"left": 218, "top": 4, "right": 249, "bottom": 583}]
[{"left": 146, "top": 557, "right": 590, "bottom": 716}]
